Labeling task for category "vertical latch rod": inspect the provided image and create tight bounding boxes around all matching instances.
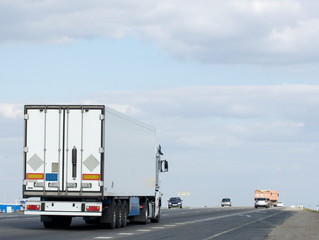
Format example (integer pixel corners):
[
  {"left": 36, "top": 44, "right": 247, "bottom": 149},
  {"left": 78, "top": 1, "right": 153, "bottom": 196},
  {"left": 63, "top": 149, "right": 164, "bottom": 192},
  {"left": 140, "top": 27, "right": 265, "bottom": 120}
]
[{"left": 72, "top": 146, "right": 77, "bottom": 178}]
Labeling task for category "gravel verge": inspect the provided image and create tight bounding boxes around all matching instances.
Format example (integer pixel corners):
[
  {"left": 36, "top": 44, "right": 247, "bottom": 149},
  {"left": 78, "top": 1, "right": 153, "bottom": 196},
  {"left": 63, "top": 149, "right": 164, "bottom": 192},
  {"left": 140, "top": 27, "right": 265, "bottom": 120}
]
[{"left": 265, "top": 208, "right": 319, "bottom": 240}]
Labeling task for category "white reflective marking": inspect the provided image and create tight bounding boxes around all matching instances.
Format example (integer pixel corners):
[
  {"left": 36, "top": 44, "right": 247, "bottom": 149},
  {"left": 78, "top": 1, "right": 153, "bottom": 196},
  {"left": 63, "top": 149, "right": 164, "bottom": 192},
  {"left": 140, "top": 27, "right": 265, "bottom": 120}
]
[
  {"left": 118, "top": 233, "right": 134, "bottom": 235},
  {"left": 95, "top": 237, "right": 113, "bottom": 239},
  {"left": 137, "top": 229, "right": 151, "bottom": 232},
  {"left": 202, "top": 212, "right": 282, "bottom": 240},
  {"left": 164, "top": 224, "right": 176, "bottom": 227}
]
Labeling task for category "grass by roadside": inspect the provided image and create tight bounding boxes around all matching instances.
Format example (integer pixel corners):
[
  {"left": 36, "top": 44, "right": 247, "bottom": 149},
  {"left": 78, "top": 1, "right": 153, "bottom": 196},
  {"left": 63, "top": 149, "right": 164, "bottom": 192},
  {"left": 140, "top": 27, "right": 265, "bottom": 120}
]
[{"left": 303, "top": 207, "right": 319, "bottom": 213}]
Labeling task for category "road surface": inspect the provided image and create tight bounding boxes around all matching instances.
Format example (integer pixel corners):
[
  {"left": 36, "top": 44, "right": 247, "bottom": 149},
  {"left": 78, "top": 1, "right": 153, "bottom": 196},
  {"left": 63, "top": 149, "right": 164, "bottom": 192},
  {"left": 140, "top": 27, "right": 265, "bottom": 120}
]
[{"left": 0, "top": 207, "right": 295, "bottom": 240}]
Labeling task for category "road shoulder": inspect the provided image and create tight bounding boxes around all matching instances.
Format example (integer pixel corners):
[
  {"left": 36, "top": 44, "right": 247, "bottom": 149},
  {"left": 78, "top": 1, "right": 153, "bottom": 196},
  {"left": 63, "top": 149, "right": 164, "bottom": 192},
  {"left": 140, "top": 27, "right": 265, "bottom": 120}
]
[{"left": 266, "top": 208, "right": 319, "bottom": 240}]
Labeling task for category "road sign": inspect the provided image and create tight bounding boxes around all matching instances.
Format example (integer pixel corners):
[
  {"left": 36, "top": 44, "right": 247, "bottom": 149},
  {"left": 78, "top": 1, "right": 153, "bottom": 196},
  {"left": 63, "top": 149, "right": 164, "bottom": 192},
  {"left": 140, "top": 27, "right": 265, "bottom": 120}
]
[{"left": 178, "top": 191, "right": 190, "bottom": 196}]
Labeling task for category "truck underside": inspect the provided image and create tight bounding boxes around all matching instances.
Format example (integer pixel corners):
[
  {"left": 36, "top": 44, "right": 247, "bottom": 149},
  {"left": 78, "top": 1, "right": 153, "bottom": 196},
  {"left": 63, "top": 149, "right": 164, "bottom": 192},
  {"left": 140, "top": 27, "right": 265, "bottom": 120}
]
[{"left": 26, "top": 195, "right": 161, "bottom": 228}]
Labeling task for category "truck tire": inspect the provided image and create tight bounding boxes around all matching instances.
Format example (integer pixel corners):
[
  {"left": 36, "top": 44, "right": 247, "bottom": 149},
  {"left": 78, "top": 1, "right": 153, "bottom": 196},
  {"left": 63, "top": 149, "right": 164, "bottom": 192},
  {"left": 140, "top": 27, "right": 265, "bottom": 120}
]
[
  {"left": 122, "top": 201, "right": 128, "bottom": 228},
  {"left": 141, "top": 199, "right": 149, "bottom": 225},
  {"left": 43, "top": 216, "right": 72, "bottom": 229},
  {"left": 150, "top": 206, "right": 160, "bottom": 223},
  {"left": 106, "top": 200, "right": 117, "bottom": 229},
  {"left": 43, "top": 221, "right": 55, "bottom": 229},
  {"left": 116, "top": 201, "right": 122, "bottom": 228},
  {"left": 60, "top": 217, "right": 72, "bottom": 228}
]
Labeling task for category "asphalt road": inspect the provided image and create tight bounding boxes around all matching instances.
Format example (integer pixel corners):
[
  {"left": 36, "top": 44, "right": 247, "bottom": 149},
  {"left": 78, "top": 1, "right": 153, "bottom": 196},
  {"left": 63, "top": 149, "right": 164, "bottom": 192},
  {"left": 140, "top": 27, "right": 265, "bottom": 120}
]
[{"left": 0, "top": 207, "right": 294, "bottom": 240}]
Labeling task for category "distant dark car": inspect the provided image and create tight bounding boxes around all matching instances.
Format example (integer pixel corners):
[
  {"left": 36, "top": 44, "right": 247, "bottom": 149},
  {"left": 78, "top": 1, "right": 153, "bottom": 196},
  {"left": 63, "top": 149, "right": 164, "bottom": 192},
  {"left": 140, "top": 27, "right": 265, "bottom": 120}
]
[
  {"left": 221, "top": 198, "right": 231, "bottom": 207},
  {"left": 168, "top": 197, "right": 183, "bottom": 209}
]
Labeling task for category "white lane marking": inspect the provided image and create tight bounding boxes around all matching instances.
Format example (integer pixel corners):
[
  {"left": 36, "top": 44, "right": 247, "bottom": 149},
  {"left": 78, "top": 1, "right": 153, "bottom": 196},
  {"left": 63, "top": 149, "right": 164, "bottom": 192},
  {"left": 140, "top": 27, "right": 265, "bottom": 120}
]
[
  {"left": 99, "top": 209, "right": 279, "bottom": 239},
  {"left": 202, "top": 218, "right": 212, "bottom": 221},
  {"left": 202, "top": 211, "right": 282, "bottom": 240},
  {"left": 167, "top": 209, "right": 278, "bottom": 229},
  {"left": 164, "top": 224, "right": 176, "bottom": 227},
  {"left": 193, "top": 219, "right": 204, "bottom": 222}
]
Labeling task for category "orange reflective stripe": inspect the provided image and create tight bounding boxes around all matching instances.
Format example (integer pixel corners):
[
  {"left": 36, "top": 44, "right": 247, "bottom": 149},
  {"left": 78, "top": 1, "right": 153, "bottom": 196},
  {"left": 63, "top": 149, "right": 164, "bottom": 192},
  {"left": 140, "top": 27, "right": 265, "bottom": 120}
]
[
  {"left": 27, "top": 173, "right": 44, "bottom": 179},
  {"left": 82, "top": 174, "right": 100, "bottom": 180}
]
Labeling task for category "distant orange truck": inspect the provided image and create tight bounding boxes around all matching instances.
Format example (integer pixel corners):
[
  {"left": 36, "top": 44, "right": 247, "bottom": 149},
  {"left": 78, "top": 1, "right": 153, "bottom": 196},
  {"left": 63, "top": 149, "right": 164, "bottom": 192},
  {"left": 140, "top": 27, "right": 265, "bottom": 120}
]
[{"left": 254, "top": 190, "right": 279, "bottom": 207}]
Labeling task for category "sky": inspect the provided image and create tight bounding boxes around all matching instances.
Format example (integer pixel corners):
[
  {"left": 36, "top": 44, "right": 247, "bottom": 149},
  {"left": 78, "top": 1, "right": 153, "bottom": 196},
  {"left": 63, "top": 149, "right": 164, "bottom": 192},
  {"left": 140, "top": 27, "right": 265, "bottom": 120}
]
[{"left": 1, "top": 0, "right": 319, "bottom": 209}]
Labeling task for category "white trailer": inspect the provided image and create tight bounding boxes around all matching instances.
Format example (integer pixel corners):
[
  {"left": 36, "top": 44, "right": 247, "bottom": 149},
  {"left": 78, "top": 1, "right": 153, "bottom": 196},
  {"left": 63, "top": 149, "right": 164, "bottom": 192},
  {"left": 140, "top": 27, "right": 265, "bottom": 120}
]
[{"left": 23, "top": 105, "right": 168, "bottom": 228}]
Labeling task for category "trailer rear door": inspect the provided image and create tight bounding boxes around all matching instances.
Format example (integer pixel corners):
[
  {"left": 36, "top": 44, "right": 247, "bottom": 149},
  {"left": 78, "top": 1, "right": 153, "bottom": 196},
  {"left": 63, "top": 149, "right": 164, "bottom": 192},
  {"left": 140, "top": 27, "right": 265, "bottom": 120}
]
[{"left": 23, "top": 105, "right": 104, "bottom": 197}]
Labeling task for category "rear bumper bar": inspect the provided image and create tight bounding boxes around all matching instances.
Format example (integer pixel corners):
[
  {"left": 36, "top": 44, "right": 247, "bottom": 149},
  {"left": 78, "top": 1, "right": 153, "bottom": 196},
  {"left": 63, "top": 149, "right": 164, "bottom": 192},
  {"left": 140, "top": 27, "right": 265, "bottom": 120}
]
[
  {"left": 24, "top": 201, "right": 102, "bottom": 217},
  {"left": 25, "top": 211, "right": 101, "bottom": 217}
]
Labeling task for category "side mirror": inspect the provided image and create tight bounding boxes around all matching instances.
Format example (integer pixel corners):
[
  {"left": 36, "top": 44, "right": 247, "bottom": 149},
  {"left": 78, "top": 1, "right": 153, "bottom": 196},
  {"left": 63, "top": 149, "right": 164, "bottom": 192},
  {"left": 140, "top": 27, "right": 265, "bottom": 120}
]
[{"left": 161, "top": 160, "right": 168, "bottom": 172}]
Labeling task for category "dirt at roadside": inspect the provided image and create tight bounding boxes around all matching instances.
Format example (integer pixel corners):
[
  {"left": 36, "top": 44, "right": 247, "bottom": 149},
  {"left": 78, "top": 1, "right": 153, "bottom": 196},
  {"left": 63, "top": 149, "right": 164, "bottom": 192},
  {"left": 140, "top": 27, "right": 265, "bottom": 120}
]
[{"left": 265, "top": 208, "right": 319, "bottom": 240}]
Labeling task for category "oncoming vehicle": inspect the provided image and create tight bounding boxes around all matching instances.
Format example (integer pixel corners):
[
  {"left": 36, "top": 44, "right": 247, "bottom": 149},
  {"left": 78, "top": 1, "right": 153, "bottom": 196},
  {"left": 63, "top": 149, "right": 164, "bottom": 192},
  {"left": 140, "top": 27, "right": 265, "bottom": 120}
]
[
  {"left": 168, "top": 197, "right": 183, "bottom": 209},
  {"left": 221, "top": 198, "right": 231, "bottom": 207},
  {"left": 255, "top": 198, "right": 270, "bottom": 208}
]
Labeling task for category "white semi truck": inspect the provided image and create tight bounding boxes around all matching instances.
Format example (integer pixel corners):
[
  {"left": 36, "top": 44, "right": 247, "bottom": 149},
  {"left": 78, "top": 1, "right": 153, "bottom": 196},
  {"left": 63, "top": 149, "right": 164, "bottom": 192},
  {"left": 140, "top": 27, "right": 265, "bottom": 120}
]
[{"left": 23, "top": 105, "right": 168, "bottom": 228}]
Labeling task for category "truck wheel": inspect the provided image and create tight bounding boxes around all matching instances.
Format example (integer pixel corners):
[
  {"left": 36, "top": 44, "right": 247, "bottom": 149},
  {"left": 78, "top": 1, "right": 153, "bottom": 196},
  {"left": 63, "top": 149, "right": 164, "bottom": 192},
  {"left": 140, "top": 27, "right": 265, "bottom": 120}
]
[
  {"left": 43, "top": 216, "right": 71, "bottom": 229},
  {"left": 150, "top": 206, "right": 161, "bottom": 223},
  {"left": 116, "top": 201, "right": 122, "bottom": 228},
  {"left": 141, "top": 200, "right": 149, "bottom": 225},
  {"left": 122, "top": 201, "right": 128, "bottom": 228},
  {"left": 43, "top": 221, "right": 56, "bottom": 229},
  {"left": 61, "top": 217, "right": 72, "bottom": 228},
  {"left": 106, "top": 200, "right": 117, "bottom": 229}
]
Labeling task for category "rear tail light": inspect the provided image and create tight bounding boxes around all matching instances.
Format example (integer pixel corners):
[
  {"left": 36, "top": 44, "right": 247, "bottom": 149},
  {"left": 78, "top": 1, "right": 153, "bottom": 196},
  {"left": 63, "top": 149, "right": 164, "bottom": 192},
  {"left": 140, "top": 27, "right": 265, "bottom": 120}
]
[
  {"left": 27, "top": 204, "right": 40, "bottom": 210},
  {"left": 86, "top": 206, "right": 100, "bottom": 212}
]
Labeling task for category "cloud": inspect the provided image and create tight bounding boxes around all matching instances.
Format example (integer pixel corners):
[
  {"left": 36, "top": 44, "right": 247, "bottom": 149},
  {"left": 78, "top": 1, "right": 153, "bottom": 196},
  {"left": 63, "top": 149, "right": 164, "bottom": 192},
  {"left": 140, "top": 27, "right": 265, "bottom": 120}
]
[
  {"left": 1, "top": 0, "right": 319, "bottom": 64},
  {"left": 0, "top": 85, "right": 318, "bottom": 207},
  {"left": 83, "top": 85, "right": 319, "bottom": 153},
  {"left": 91, "top": 85, "right": 319, "bottom": 120},
  {"left": 0, "top": 103, "right": 23, "bottom": 119}
]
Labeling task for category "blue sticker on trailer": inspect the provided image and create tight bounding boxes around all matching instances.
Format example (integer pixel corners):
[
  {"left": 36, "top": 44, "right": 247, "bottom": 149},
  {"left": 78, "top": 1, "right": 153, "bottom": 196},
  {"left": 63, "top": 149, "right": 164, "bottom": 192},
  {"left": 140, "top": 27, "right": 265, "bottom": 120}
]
[{"left": 46, "top": 173, "right": 58, "bottom": 181}]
